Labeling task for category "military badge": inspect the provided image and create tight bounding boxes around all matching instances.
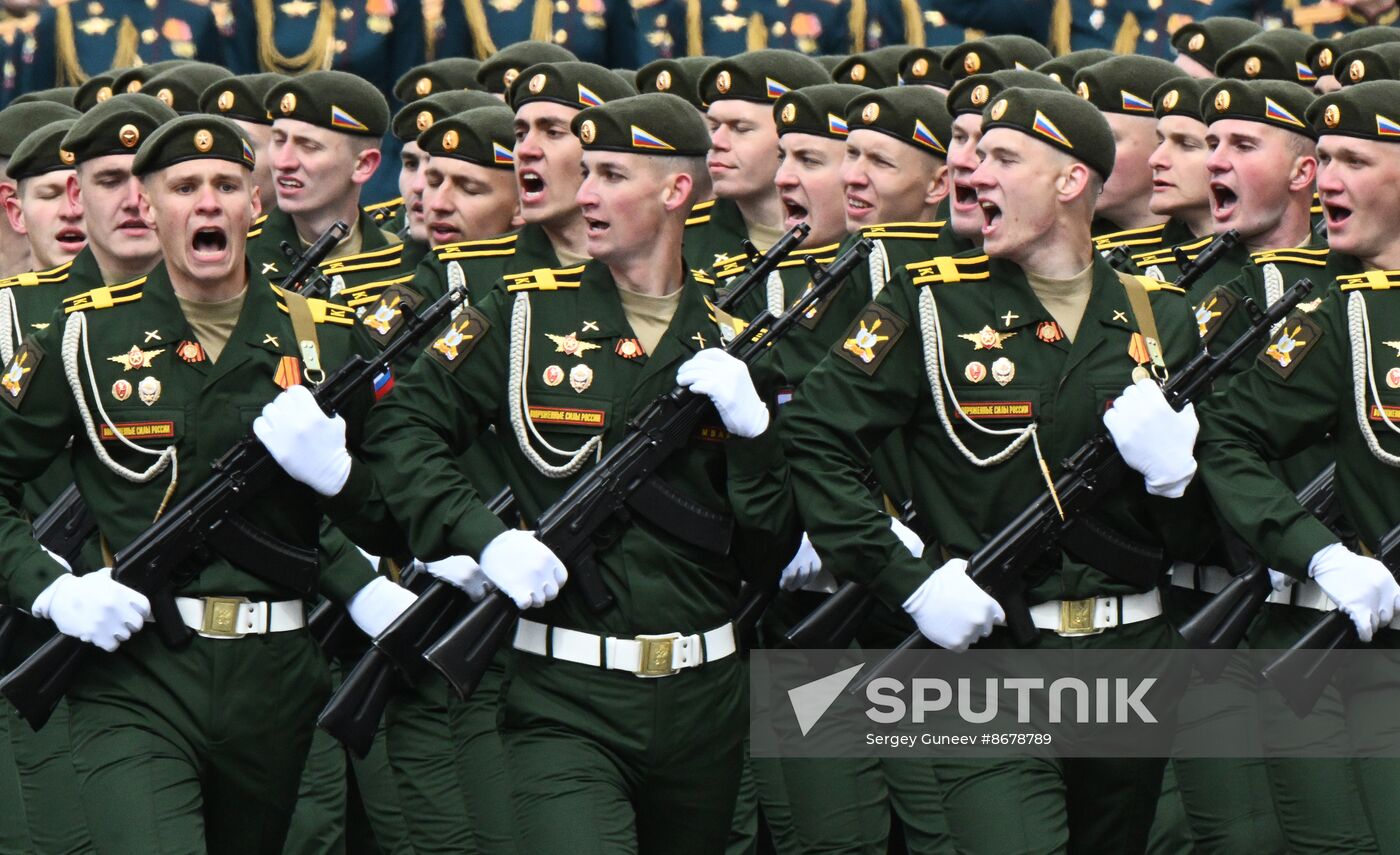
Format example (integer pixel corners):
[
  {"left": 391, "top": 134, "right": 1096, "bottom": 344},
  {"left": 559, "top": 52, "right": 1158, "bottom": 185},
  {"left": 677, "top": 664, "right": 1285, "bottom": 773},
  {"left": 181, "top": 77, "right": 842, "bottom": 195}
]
[
  {"left": 428, "top": 307, "right": 489, "bottom": 371},
  {"left": 273, "top": 356, "right": 302, "bottom": 390},
  {"left": 137, "top": 376, "right": 161, "bottom": 406},
  {"left": 1387, "top": 367, "right": 1400, "bottom": 390},
  {"left": 176, "top": 340, "right": 206, "bottom": 363},
  {"left": 837, "top": 302, "right": 906, "bottom": 375},
  {"left": 109, "top": 344, "right": 165, "bottom": 371},
  {"left": 1035, "top": 321, "right": 1063, "bottom": 344},
  {"left": 615, "top": 338, "right": 644, "bottom": 359},
  {"left": 964, "top": 361, "right": 986, "bottom": 383},
  {"left": 569, "top": 363, "right": 593, "bottom": 393},
  {"left": 546, "top": 331, "right": 601, "bottom": 357},
  {"left": 543, "top": 365, "right": 564, "bottom": 386},
  {"left": 1193, "top": 286, "right": 1237, "bottom": 345},
  {"left": 361, "top": 286, "right": 422, "bottom": 345},
  {"left": 991, "top": 357, "right": 1015, "bottom": 386},
  {"left": 1260, "top": 313, "right": 1322, "bottom": 379},
  {"left": 958, "top": 325, "right": 1016, "bottom": 351},
  {"left": 112, "top": 379, "right": 132, "bottom": 401},
  {"left": 0, "top": 341, "right": 40, "bottom": 409}
]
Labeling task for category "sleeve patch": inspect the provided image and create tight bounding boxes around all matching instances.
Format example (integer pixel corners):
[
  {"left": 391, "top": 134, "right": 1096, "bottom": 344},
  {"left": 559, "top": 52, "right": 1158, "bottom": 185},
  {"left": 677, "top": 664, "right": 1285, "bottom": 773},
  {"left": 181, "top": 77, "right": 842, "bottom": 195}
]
[
  {"left": 1194, "top": 286, "right": 1238, "bottom": 346},
  {"left": 1, "top": 337, "right": 44, "bottom": 409},
  {"left": 835, "top": 301, "right": 906, "bottom": 376},
  {"left": 1258, "top": 311, "right": 1322, "bottom": 380},
  {"left": 427, "top": 306, "right": 490, "bottom": 372},
  {"left": 360, "top": 284, "right": 424, "bottom": 347}
]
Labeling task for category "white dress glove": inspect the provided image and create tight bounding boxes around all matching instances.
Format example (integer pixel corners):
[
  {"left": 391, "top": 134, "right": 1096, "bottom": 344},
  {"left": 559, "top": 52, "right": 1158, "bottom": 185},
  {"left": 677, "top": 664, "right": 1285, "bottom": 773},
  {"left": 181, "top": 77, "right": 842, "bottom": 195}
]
[
  {"left": 902, "top": 558, "right": 1005, "bottom": 652},
  {"left": 675, "top": 348, "right": 770, "bottom": 438},
  {"left": 346, "top": 576, "right": 417, "bottom": 638},
  {"left": 424, "top": 554, "right": 495, "bottom": 602},
  {"left": 1309, "top": 543, "right": 1400, "bottom": 642},
  {"left": 1103, "top": 378, "right": 1198, "bottom": 498},
  {"left": 253, "top": 384, "right": 352, "bottom": 497},
  {"left": 31, "top": 568, "right": 151, "bottom": 652},
  {"left": 780, "top": 533, "right": 823, "bottom": 592},
  {"left": 890, "top": 517, "right": 925, "bottom": 559},
  {"left": 480, "top": 529, "right": 567, "bottom": 609}
]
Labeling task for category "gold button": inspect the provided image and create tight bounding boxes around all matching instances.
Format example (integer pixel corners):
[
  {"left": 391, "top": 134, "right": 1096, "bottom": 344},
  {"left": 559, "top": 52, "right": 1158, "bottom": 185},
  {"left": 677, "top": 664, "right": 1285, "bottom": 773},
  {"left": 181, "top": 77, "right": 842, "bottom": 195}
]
[
  {"left": 528, "top": 72, "right": 547, "bottom": 94},
  {"left": 194, "top": 129, "right": 214, "bottom": 152},
  {"left": 963, "top": 52, "right": 980, "bottom": 74},
  {"left": 1244, "top": 56, "right": 1261, "bottom": 77},
  {"left": 442, "top": 129, "right": 459, "bottom": 151},
  {"left": 971, "top": 84, "right": 988, "bottom": 106},
  {"left": 118, "top": 123, "right": 140, "bottom": 148},
  {"left": 861, "top": 101, "right": 879, "bottom": 123},
  {"left": 1214, "top": 90, "right": 1230, "bottom": 112},
  {"left": 849, "top": 63, "right": 866, "bottom": 82},
  {"left": 579, "top": 119, "right": 596, "bottom": 144},
  {"left": 911, "top": 57, "right": 928, "bottom": 78},
  {"left": 1324, "top": 103, "right": 1340, "bottom": 128},
  {"left": 990, "top": 98, "right": 1007, "bottom": 121}
]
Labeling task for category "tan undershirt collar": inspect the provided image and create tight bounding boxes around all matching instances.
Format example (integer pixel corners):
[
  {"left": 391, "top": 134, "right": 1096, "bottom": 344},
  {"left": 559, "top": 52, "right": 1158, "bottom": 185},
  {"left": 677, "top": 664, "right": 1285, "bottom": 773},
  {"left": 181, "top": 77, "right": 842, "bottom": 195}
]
[
  {"left": 1025, "top": 262, "right": 1094, "bottom": 343},
  {"left": 616, "top": 284, "right": 682, "bottom": 357},
  {"left": 175, "top": 287, "right": 248, "bottom": 363}
]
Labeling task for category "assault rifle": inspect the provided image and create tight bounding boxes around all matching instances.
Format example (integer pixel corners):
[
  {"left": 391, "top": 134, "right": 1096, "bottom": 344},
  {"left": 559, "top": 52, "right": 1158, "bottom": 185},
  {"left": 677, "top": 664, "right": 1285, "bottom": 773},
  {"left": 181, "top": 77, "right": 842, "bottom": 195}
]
[
  {"left": 1260, "top": 521, "right": 1400, "bottom": 717},
  {"left": 0, "top": 221, "right": 460, "bottom": 730},
  {"left": 278, "top": 220, "right": 348, "bottom": 300},
  {"left": 422, "top": 235, "right": 871, "bottom": 700},
  {"left": 314, "top": 224, "right": 813, "bottom": 750},
  {"left": 0, "top": 485, "right": 102, "bottom": 662}
]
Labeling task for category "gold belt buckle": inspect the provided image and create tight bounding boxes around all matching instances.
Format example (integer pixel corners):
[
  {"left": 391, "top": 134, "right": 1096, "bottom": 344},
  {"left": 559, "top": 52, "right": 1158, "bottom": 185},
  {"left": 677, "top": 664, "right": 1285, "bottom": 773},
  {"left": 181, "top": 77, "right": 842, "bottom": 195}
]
[
  {"left": 201, "top": 597, "right": 250, "bottom": 638},
  {"left": 635, "top": 633, "right": 681, "bottom": 678},
  {"left": 1058, "top": 597, "right": 1101, "bottom": 636}
]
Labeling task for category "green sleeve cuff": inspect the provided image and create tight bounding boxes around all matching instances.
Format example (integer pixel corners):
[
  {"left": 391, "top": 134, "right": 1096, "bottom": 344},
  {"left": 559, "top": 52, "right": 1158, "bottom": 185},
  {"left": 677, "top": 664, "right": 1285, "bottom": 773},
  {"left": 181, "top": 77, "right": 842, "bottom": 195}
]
[
  {"left": 725, "top": 422, "right": 786, "bottom": 476},
  {"left": 456, "top": 505, "right": 510, "bottom": 560},
  {"left": 8, "top": 551, "right": 68, "bottom": 611},
  {"left": 868, "top": 551, "right": 931, "bottom": 613},
  {"left": 1277, "top": 518, "right": 1340, "bottom": 580}
]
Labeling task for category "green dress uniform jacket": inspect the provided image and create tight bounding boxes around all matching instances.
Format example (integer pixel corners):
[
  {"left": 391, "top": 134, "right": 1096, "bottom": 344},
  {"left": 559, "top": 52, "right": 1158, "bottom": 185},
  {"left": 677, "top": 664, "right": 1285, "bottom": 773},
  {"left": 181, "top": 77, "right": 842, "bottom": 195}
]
[
  {"left": 862, "top": 0, "right": 1049, "bottom": 51},
  {"left": 781, "top": 250, "right": 1202, "bottom": 612},
  {"left": 683, "top": 198, "right": 750, "bottom": 278},
  {"left": 246, "top": 207, "right": 412, "bottom": 310},
  {"left": 1094, "top": 217, "right": 1196, "bottom": 260},
  {"left": 1131, "top": 232, "right": 1252, "bottom": 297},
  {"left": 631, "top": 0, "right": 861, "bottom": 64},
  {"left": 437, "top": 0, "right": 638, "bottom": 68}
]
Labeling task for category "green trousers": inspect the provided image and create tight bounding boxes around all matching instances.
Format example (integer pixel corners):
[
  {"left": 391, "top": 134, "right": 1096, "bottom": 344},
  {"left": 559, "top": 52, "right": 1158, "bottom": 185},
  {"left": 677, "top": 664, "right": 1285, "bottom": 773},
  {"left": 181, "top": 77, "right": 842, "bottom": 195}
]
[
  {"left": 1340, "top": 627, "right": 1400, "bottom": 850},
  {"left": 12, "top": 699, "right": 94, "bottom": 854},
  {"left": 66, "top": 630, "right": 328, "bottom": 855},
  {"left": 446, "top": 656, "right": 517, "bottom": 855},
  {"left": 727, "top": 751, "right": 798, "bottom": 855},
  {"left": 0, "top": 709, "right": 30, "bottom": 855},
  {"left": 1144, "top": 765, "right": 1193, "bottom": 855},
  {"left": 384, "top": 676, "right": 472, "bottom": 853},
  {"left": 501, "top": 651, "right": 746, "bottom": 854}
]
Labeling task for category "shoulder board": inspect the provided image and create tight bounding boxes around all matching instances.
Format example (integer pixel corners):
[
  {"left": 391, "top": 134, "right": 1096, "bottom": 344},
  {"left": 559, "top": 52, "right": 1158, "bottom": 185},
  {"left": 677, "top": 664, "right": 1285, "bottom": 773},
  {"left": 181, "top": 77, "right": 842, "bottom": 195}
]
[
  {"left": 0, "top": 260, "right": 73, "bottom": 289},
  {"left": 712, "top": 252, "right": 749, "bottom": 278},
  {"left": 860, "top": 221, "right": 945, "bottom": 240},
  {"left": 1093, "top": 222, "right": 1166, "bottom": 251},
  {"left": 272, "top": 285, "right": 357, "bottom": 325},
  {"left": 364, "top": 197, "right": 403, "bottom": 219},
  {"left": 685, "top": 198, "right": 717, "bottom": 227},
  {"left": 247, "top": 213, "right": 270, "bottom": 239},
  {"left": 905, "top": 254, "right": 990, "bottom": 285},
  {"left": 504, "top": 264, "right": 586, "bottom": 292},
  {"left": 342, "top": 273, "right": 415, "bottom": 308},
  {"left": 1126, "top": 273, "right": 1183, "bottom": 295},
  {"left": 1133, "top": 234, "right": 1213, "bottom": 266},
  {"left": 62, "top": 277, "right": 146, "bottom": 313},
  {"left": 319, "top": 243, "right": 404, "bottom": 276},
  {"left": 692, "top": 268, "right": 715, "bottom": 286},
  {"left": 777, "top": 243, "right": 839, "bottom": 267},
  {"left": 434, "top": 233, "right": 520, "bottom": 261},
  {"left": 1310, "top": 192, "right": 1323, "bottom": 215},
  {"left": 1250, "top": 247, "right": 1330, "bottom": 267},
  {"left": 1338, "top": 270, "right": 1400, "bottom": 291}
]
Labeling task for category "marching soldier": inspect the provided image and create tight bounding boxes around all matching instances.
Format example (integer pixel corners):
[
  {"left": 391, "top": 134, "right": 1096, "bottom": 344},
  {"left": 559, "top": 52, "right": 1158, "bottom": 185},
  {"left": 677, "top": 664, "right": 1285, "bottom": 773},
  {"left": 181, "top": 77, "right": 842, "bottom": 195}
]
[
  {"left": 1036, "top": 47, "right": 1113, "bottom": 87},
  {"left": 139, "top": 62, "right": 232, "bottom": 114},
  {"left": 198, "top": 72, "right": 291, "bottom": 211},
  {"left": 0, "top": 100, "right": 81, "bottom": 275},
  {"left": 1170, "top": 16, "right": 1264, "bottom": 79},
  {"left": 898, "top": 47, "right": 953, "bottom": 92},
  {"left": 1144, "top": 77, "right": 1215, "bottom": 243},
  {"left": 782, "top": 87, "right": 1203, "bottom": 853},
  {"left": 1304, "top": 25, "right": 1400, "bottom": 92},
  {"left": 940, "top": 35, "right": 1052, "bottom": 86},
  {"left": 474, "top": 41, "right": 577, "bottom": 96}
]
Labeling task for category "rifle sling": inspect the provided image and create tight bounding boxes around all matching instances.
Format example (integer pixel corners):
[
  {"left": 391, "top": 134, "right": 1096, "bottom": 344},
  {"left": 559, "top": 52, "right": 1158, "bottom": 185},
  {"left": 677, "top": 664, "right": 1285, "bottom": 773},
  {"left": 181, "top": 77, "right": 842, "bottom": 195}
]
[{"left": 1117, "top": 271, "right": 1169, "bottom": 379}]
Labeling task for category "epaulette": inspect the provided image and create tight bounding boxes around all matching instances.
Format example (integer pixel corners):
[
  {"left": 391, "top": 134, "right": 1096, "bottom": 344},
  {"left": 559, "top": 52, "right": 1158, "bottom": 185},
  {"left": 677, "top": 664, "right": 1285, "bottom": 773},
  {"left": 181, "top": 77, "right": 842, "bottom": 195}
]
[
  {"left": 271, "top": 284, "right": 357, "bottom": 325},
  {"left": 1093, "top": 222, "right": 1167, "bottom": 251},
  {"left": 342, "top": 273, "right": 414, "bottom": 308},
  {"left": 905, "top": 254, "right": 990, "bottom": 285},
  {"left": 319, "top": 243, "right": 404, "bottom": 276},
  {"left": 692, "top": 268, "right": 715, "bottom": 286},
  {"left": 1250, "top": 247, "right": 1330, "bottom": 267},
  {"left": 364, "top": 197, "right": 403, "bottom": 223},
  {"left": 0, "top": 260, "right": 73, "bottom": 289},
  {"left": 1338, "top": 270, "right": 1400, "bottom": 291},
  {"left": 62, "top": 277, "right": 146, "bottom": 313},
  {"left": 504, "top": 264, "right": 586, "bottom": 292},
  {"left": 434, "top": 233, "right": 519, "bottom": 261},
  {"left": 1124, "top": 273, "right": 1183, "bottom": 295},
  {"left": 1132, "top": 234, "right": 1212, "bottom": 267},
  {"left": 1310, "top": 192, "right": 1323, "bottom": 216},
  {"left": 247, "top": 213, "right": 270, "bottom": 239},
  {"left": 685, "top": 199, "right": 716, "bottom": 227},
  {"left": 860, "top": 221, "right": 945, "bottom": 240},
  {"left": 712, "top": 242, "right": 841, "bottom": 279}
]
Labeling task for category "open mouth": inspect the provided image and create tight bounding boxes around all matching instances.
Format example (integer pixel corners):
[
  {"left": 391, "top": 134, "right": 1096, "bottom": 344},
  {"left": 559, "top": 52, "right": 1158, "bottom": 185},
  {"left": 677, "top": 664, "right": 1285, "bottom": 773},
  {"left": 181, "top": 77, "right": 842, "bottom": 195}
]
[
  {"left": 55, "top": 227, "right": 85, "bottom": 248},
  {"left": 782, "top": 196, "right": 809, "bottom": 226},
  {"left": 276, "top": 176, "right": 303, "bottom": 193},
  {"left": 845, "top": 193, "right": 873, "bottom": 219},
  {"left": 428, "top": 221, "right": 460, "bottom": 244},
  {"left": 1324, "top": 200, "right": 1352, "bottom": 228},
  {"left": 1210, "top": 182, "right": 1238, "bottom": 219},
  {"left": 191, "top": 226, "right": 228, "bottom": 259},
  {"left": 980, "top": 199, "right": 1003, "bottom": 234},
  {"left": 583, "top": 215, "right": 608, "bottom": 238},
  {"left": 518, "top": 170, "right": 545, "bottom": 203},
  {"left": 953, "top": 181, "right": 978, "bottom": 209}
]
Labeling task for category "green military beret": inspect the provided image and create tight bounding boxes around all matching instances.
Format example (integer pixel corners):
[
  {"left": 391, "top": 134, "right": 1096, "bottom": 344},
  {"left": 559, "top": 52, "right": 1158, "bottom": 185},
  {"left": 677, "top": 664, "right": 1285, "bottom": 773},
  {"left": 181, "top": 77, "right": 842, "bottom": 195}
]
[
  {"left": 1308, "top": 80, "right": 1400, "bottom": 142},
  {"left": 946, "top": 69, "right": 1066, "bottom": 117},
  {"left": 1333, "top": 43, "right": 1400, "bottom": 86},
  {"left": 572, "top": 93, "right": 710, "bottom": 157},
  {"left": 418, "top": 106, "right": 517, "bottom": 167},
  {"left": 392, "top": 90, "right": 502, "bottom": 141},
  {"left": 394, "top": 58, "right": 486, "bottom": 103},
  {"left": 507, "top": 61, "right": 636, "bottom": 112},
  {"left": 1035, "top": 49, "right": 1113, "bottom": 87},
  {"left": 74, "top": 74, "right": 116, "bottom": 112},
  {"left": 614, "top": 69, "right": 638, "bottom": 87},
  {"left": 265, "top": 70, "right": 389, "bottom": 137},
  {"left": 981, "top": 86, "right": 1114, "bottom": 179},
  {"left": 0, "top": 102, "right": 82, "bottom": 157},
  {"left": 111, "top": 60, "right": 187, "bottom": 96},
  {"left": 131, "top": 114, "right": 255, "bottom": 177},
  {"left": 1171, "top": 17, "right": 1263, "bottom": 72},
  {"left": 1073, "top": 55, "right": 1187, "bottom": 117},
  {"left": 1201, "top": 78, "right": 1314, "bottom": 138},
  {"left": 12, "top": 87, "right": 77, "bottom": 108},
  {"left": 773, "top": 83, "right": 866, "bottom": 140},
  {"left": 832, "top": 46, "right": 905, "bottom": 88},
  {"left": 7, "top": 119, "right": 78, "bottom": 180},
  {"left": 1153, "top": 76, "right": 1212, "bottom": 123},
  {"left": 636, "top": 57, "right": 714, "bottom": 109},
  {"left": 476, "top": 42, "right": 577, "bottom": 94},
  {"left": 846, "top": 86, "right": 954, "bottom": 158},
  {"left": 200, "top": 73, "right": 288, "bottom": 125},
  {"left": 1216, "top": 29, "right": 1316, "bottom": 86},
  {"left": 60, "top": 94, "right": 178, "bottom": 164},
  {"left": 899, "top": 47, "right": 953, "bottom": 88},
  {"left": 1307, "top": 25, "right": 1400, "bottom": 77},
  {"left": 698, "top": 49, "right": 830, "bottom": 106},
  {"left": 144, "top": 63, "right": 232, "bottom": 114},
  {"left": 942, "top": 35, "right": 1053, "bottom": 82}
]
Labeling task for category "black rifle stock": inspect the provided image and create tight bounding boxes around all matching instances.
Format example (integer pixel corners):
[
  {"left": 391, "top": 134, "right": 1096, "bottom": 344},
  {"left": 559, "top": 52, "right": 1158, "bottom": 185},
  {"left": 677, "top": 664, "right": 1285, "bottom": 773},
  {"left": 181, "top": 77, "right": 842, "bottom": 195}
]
[
  {"left": 0, "top": 223, "right": 460, "bottom": 730},
  {"left": 1177, "top": 463, "right": 1339, "bottom": 673},
  {"left": 278, "top": 220, "right": 348, "bottom": 299},
  {"left": 1260, "top": 522, "right": 1400, "bottom": 717},
  {"left": 423, "top": 235, "right": 868, "bottom": 700},
  {"left": 851, "top": 247, "right": 1318, "bottom": 699}
]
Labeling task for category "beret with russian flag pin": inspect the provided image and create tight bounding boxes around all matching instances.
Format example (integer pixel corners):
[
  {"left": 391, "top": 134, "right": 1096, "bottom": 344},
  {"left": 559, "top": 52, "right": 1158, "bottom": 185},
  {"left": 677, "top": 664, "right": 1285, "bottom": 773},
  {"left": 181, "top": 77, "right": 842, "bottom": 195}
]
[
  {"left": 1071, "top": 55, "right": 1188, "bottom": 118},
  {"left": 697, "top": 50, "right": 829, "bottom": 107},
  {"left": 1215, "top": 28, "right": 1316, "bottom": 88},
  {"left": 1307, "top": 80, "right": 1400, "bottom": 143},
  {"left": 264, "top": 70, "right": 389, "bottom": 137},
  {"left": 980, "top": 86, "right": 1115, "bottom": 180},
  {"left": 507, "top": 61, "right": 636, "bottom": 113},
  {"left": 417, "top": 106, "right": 518, "bottom": 169},
  {"left": 844, "top": 86, "right": 954, "bottom": 159},
  {"left": 1306, "top": 25, "right": 1400, "bottom": 80},
  {"left": 130, "top": 114, "right": 256, "bottom": 177},
  {"left": 571, "top": 93, "right": 711, "bottom": 157},
  {"left": 773, "top": 83, "right": 867, "bottom": 140},
  {"left": 946, "top": 69, "right": 1066, "bottom": 118},
  {"left": 1201, "top": 78, "right": 1316, "bottom": 140}
]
